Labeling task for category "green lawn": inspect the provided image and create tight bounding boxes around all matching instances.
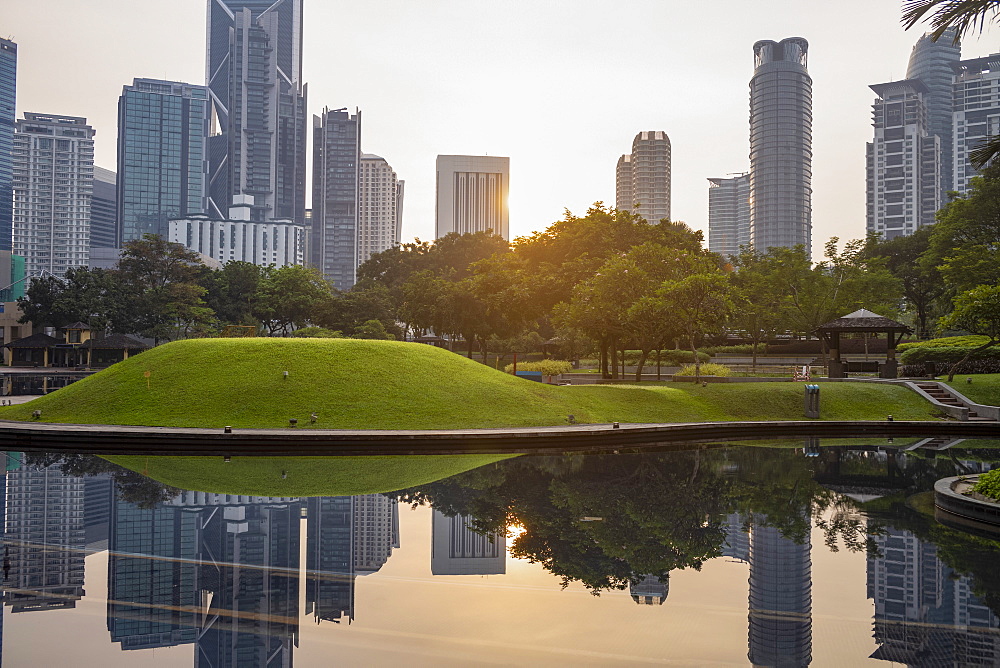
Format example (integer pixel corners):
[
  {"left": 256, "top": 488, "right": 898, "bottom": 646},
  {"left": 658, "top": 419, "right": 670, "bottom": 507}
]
[
  {"left": 104, "top": 453, "right": 516, "bottom": 496},
  {"left": 0, "top": 338, "right": 945, "bottom": 429},
  {"left": 941, "top": 374, "right": 1000, "bottom": 407}
]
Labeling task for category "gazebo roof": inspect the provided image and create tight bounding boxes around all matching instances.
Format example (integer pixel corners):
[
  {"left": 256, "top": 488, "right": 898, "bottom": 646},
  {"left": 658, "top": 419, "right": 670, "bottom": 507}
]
[
  {"left": 63, "top": 321, "right": 90, "bottom": 329},
  {"left": 82, "top": 334, "right": 149, "bottom": 350},
  {"left": 815, "top": 309, "right": 912, "bottom": 333},
  {"left": 3, "top": 333, "right": 62, "bottom": 349}
]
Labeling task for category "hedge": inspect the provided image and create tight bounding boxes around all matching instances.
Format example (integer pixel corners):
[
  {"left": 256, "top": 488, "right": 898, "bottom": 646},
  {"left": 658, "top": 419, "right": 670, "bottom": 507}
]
[
  {"left": 674, "top": 363, "right": 732, "bottom": 377},
  {"left": 503, "top": 360, "right": 574, "bottom": 376},
  {"left": 974, "top": 469, "right": 1000, "bottom": 501},
  {"left": 899, "top": 345, "right": 1000, "bottom": 364},
  {"left": 898, "top": 335, "right": 991, "bottom": 352}
]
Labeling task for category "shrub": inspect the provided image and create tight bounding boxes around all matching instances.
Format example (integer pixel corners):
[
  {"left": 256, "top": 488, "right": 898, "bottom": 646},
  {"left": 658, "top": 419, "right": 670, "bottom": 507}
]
[
  {"left": 503, "top": 360, "right": 573, "bottom": 376},
  {"left": 698, "top": 344, "right": 758, "bottom": 355},
  {"left": 973, "top": 469, "right": 1000, "bottom": 501},
  {"left": 902, "top": 359, "right": 1000, "bottom": 376},
  {"left": 579, "top": 350, "right": 709, "bottom": 368},
  {"left": 899, "top": 345, "right": 1000, "bottom": 364},
  {"left": 291, "top": 327, "right": 343, "bottom": 338},
  {"left": 898, "top": 335, "right": 991, "bottom": 352},
  {"left": 674, "top": 362, "right": 732, "bottom": 377}
]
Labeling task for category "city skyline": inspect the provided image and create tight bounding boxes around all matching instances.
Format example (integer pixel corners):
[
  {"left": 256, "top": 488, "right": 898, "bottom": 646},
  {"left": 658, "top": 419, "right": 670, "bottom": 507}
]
[{"left": 6, "top": 2, "right": 1000, "bottom": 259}]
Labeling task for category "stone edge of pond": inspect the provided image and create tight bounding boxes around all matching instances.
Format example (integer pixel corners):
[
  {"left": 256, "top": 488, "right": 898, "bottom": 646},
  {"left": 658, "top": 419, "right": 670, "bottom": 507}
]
[
  {"left": 934, "top": 475, "right": 1000, "bottom": 538},
  {"left": 0, "top": 419, "right": 996, "bottom": 456}
]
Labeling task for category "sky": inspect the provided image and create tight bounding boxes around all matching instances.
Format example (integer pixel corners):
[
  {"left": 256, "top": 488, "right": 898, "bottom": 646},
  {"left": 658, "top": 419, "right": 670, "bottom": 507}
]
[{"left": 3, "top": 0, "right": 999, "bottom": 259}]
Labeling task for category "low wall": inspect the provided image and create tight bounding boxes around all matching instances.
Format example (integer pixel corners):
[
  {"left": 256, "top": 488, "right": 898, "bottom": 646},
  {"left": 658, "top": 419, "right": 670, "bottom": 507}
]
[{"left": 934, "top": 476, "right": 1000, "bottom": 537}]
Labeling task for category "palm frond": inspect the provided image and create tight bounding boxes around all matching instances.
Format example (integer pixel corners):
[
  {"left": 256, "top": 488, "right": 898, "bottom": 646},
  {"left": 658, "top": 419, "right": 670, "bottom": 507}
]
[
  {"left": 901, "top": 0, "right": 1000, "bottom": 41},
  {"left": 968, "top": 133, "right": 1000, "bottom": 169}
]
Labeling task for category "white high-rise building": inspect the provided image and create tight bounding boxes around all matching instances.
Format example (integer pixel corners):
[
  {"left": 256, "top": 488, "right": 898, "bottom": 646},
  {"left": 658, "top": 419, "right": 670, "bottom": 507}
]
[
  {"left": 707, "top": 174, "right": 751, "bottom": 256},
  {"left": 953, "top": 54, "right": 1000, "bottom": 194},
  {"left": 435, "top": 155, "right": 509, "bottom": 240},
  {"left": 616, "top": 131, "right": 671, "bottom": 223},
  {"left": 358, "top": 153, "right": 403, "bottom": 267},
  {"left": 12, "top": 113, "right": 95, "bottom": 277},
  {"left": 865, "top": 79, "right": 941, "bottom": 238},
  {"left": 431, "top": 509, "right": 505, "bottom": 576}
]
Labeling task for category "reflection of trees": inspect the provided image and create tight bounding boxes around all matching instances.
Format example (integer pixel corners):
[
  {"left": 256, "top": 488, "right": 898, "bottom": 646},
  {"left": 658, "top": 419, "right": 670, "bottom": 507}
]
[
  {"left": 399, "top": 447, "right": 880, "bottom": 594},
  {"left": 23, "top": 453, "right": 179, "bottom": 508}
]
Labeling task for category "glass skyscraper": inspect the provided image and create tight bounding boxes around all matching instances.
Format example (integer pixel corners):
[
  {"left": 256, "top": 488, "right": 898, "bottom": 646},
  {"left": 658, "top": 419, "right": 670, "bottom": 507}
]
[
  {"left": 0, "top": 39, "right": 16, "bottom": 252},
  {"left": 311, "top": 107, "right": 361, "bottom": 288},
  {"left": 116, "top": 78, "right": 211, "bottom": 244},
  {"left": 749, "top": 37, "right": 813, "bottom": 256},
  {"left": 206, "top": 0, "right": 307, "bottom": 225}
]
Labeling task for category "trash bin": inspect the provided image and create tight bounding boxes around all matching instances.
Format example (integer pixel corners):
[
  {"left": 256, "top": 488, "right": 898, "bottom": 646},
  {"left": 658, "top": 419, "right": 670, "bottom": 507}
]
[{"left": 804, "top": 384, "right": 820, "bottom": 418}]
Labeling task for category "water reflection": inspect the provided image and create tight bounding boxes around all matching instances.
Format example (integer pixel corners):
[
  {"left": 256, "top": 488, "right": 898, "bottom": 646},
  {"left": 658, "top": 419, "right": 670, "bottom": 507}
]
[{"left": 0, "top": 443, "right": 999, "bottom": 666}]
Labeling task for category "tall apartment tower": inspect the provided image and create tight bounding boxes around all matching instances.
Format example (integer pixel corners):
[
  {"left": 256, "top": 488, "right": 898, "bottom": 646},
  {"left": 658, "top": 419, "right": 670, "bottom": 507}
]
[
  {"left": 952, "top": 54, "right": 1000, "bottom": 194},
  {"left": 311, "top": 107, "right": 361, "bottom": 288},
  {"left": 906, "top": 29, "right": 961, "bottom": 199},
  {"left": 117, "top": 79, "right": 211, "bottom": 244},
  {"left": 435, "top": 155, "right": 509, "bottom": 240},
  {"left": 749, "top": 38, "right": 813, "bottom": 255},
  {"left": 358, "top": 153, "right": 403, "bottom": 267},
  {"left": 206, "top": 0, "right": 307, "bottom": 225},
  {"left": 866, "top": 80, "right": 941, "bottom": 238},
  {"left": 12, "top": 114, "right": 95, "bottom": 277},
  {"left": 431, "top": 509, "right": 505, "bottom": 576},
  {"left": 616, "top": 131, "right": 671, "bottom": 223},
  {"left": 0, "top": 39, "right": 16, "bottom": 252},
  {"left": 707, "top": 173, "right": 751, "bottom": 256}
]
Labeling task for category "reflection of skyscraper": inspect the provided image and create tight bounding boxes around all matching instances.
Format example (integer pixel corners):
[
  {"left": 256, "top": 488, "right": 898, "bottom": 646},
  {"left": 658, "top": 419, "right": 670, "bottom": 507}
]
[
  {"left": 868, "top": 526, "right": 1000, "bottom": 665},
  {"left": 630, "top": 574, "right": 669, "bottom": 605},
  {"left": 107, "top": 498, "right": 200, "bottom": 650},
  {"left": 722, "top": 512, "right": 750, "bottom": 563},
  {"left": 431, "top": 510, "right": 505, "bottom": 576},
  {"left": 305, "top": 494, "right": 399, "bottom": 624},
  {"left": 2, "top": 462, "right": 87, "bottom": 612},
  {"left": 747, "top": 516, "right": 812, "bottom": 668},
  {"left": 165, "top": 493, "right": 301, "bottom": 668}
]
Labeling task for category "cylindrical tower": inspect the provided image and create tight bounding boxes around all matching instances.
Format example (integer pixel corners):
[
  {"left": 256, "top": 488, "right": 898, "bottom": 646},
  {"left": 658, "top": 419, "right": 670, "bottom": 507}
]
[{"left": 748, "top": 37, "right": 812, "bottom": 256}]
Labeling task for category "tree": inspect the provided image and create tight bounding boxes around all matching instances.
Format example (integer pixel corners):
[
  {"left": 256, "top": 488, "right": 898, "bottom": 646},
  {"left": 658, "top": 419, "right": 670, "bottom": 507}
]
[
  {"left": 351, "top": 319, "right": 395, "bottom": 340},
  {"left": 656, "top": 271, "right": 732, "bottom": 380},
  {"left": 17, "top": 267, "right": 127, "bottom": 333},
  {"left": 257, "top": 264, "right": 332, "bottom": 335},
  {"left": 937, "top": 284, "right": 1000, "bottom": 381},
  {"left": 925, "top": 164, "right": 1000, "bottom": 295},
  {"left": 865, "top": 228, "right": 946, "bottom": 338},
  {"left": 728, "top": 248, "right": 791, "bottom": 370},
  {"left": 202, "top": 261, "right": 265, "bottom": 326}
]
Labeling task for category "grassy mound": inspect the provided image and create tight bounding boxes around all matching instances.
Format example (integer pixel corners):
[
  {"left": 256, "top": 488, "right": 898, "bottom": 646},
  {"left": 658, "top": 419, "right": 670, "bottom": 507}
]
[
  {"left": 943, "top": 374, "right": 1000, "bottom": 407},
  {"left": 0, "top": 338, "right": 944, "bottom": 429},
  {"left": 104, "top": 453, "right": 515, "bottom": 496}
]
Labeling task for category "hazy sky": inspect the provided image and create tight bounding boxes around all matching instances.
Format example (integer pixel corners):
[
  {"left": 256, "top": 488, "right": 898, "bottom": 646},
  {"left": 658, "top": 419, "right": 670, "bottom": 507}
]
[{"left": 3, "top": 1, "right": 999, "bottom": 258}]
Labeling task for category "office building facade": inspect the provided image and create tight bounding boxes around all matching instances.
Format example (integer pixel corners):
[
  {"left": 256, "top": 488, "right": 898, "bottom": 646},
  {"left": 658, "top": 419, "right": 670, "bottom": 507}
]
[
  {"left": 952, "top": 54, "right": 1000, "bottom": 194},
  {"left": 168, "top": 213, "right": 304, "bottom": 267},
  {"left": 117, "top": 78, "right": 211, "bottom": 244},
  {"left": 616, "top": 131, "right": 671, "bottom": 223},
  {"left": 865, "top": 80, "right": 941, "bottom": 238},
  {"left": 431, "top": 509, "right": 505, "bottom": 575},
  {"left": 749, "top": 38, "right": 812, "bottom": 255},
  {"left": 358, "top": 153, "right": 403, "bottom": 267},
  {"left": 206, "top": 0, "right": 307, "bottom": 225},
  {"left": 435, "top": 155, "right": 509, "bottom": 240},
  {"left": 0, "top": 39, "right": 16, "bottom": 252},
  {"left": 91, "top": 167, "right": 117, "bottom": 251},
  {"left": 707, "top": 173, "right": 751, "bottom": 256},
  {"left": 12, "top": 113, "right": 95, "bottom": 277},
  {"left": 311, "top": 107, "right": 360, "bottom": 288}
]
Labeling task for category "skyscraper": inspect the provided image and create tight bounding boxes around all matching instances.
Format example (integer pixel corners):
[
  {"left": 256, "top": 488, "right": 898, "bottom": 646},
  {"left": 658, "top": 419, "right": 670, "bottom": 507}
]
[
  {"left": 431, "top": 509, "right": 505, "bottom": 576},
  {"left": 616, "top": 131, "right": 671, "bottom": 223},
  {"left": 358, "top": 153, "right": 403, "bottom": 267},
  {"left": 906, "top": 29, "right": 961, "bottom": 200},
  {"left": 90, "top": 167, "right": 117, "bottom": 251},
  {"left": 952, "top": 54, "right": 1000, "bottom": 194},
  {"left": 707, "top": 173, "right": 751, "bottom": 256},
  {"left": 311, "top": 107, "right": 361, "bottom": 288},
  {"left": 12, "top": 113, "right": 95, "bottom": 277},
  {"left": 206, "top": 0, "right": 307, "bottom": 225},
  {"left": 0, "top": 39, "right": 16, "bottom": 252},
  {"left": 865, "top": 80, "right": 941, "bottom": 238},
  {"left": 117, "top": 78, "right": 212, "bottom": 244},
  {"left": 749, "top": 38, "right": 812, "bottom": 255},
  {"left": 435, "top": 155, "right": 509, "bottom": 240}
]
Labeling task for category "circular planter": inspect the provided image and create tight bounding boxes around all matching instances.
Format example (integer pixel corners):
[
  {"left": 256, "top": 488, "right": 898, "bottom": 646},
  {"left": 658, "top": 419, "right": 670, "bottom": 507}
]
[{"left": 934, "top": 475, "right": 1000, "bottom": 537}]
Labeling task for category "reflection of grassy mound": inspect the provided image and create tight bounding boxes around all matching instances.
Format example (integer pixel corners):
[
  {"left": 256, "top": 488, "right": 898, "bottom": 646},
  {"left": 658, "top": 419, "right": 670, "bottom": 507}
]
[
  {"left": 0, "top": 338, "right": 942, "bottom": 429},
  {"left": 104, "top": 453, "right": 516, "bottom": 496}
]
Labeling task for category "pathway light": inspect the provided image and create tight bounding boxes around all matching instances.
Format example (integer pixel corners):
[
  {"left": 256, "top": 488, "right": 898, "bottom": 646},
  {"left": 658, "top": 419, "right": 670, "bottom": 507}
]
[{"left": 289, "top": 418, "right": 298, "bottom": 427}]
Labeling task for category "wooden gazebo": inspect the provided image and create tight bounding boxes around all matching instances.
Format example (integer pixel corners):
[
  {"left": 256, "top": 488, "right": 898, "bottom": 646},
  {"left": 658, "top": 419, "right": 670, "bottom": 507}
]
[{"left": 815, "top": 309, "right": 912, "bottom": 379}]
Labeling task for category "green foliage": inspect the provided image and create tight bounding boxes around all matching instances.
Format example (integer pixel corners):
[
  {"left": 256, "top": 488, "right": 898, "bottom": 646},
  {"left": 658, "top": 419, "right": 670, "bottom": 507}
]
[
  {"left": 865, "top": 227, "right": 945, "bottom": 337},
  {"left": 0, "top": 339, "right": 942, "bottom": 428},
  {"left": 973, "top": 469, "right": 1000, "bottom": 501},
  {"left": 674, "top": 363, "right": 732, "bottom": 377},
  {"left": 900, "top": 346, "right": 1000, "bottom": 364},
  {"left": 503, "top": 360, "right": 573, "bottom": 375},
  {"left": 898, "top": 335, "right": 991, "bottom": 351},
  {"left": 698, "top": 344, "right": 758, "bottom": 355},
  {"left": 291, "top": 326, "right": 342, "bottom": 338},
  {"left": 351, "top": 319, "right": 395, "bottom": 340}
]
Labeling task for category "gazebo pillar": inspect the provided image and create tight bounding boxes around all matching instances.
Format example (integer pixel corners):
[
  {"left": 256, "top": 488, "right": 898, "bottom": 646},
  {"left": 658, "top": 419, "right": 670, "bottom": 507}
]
[
  {"left": 827, "top": 331, "right": 845, "bottom": 378},
  {"left": 882, "top": 332, "right": 900, "bottom": 379}
]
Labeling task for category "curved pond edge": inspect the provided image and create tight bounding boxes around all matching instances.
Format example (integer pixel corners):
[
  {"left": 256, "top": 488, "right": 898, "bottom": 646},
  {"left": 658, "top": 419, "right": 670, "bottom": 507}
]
[
  {"left": 934, "top": 475, "right": 1000, "bottom": 538},
  {"left": 0, "top": 418, "right": 996, "bottom": 456}
]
